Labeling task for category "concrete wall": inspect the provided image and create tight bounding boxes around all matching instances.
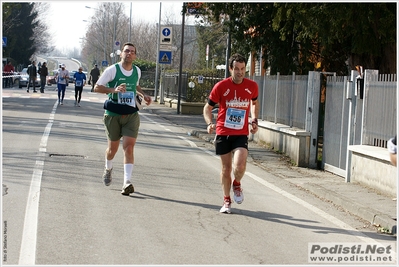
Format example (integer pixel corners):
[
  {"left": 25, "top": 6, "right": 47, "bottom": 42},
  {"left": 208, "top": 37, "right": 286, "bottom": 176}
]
[
  {"left": 252, "top": 121, "right": 311, "bottom": 167},
  {"left": 252, "top": 123, "right": 397, "bottom": 197},
  {"left": 252, "top": 123, "right": 397, "bottom": 196},
  {"left": 349, "top": 145, "right": 397, "bottom": 197}
]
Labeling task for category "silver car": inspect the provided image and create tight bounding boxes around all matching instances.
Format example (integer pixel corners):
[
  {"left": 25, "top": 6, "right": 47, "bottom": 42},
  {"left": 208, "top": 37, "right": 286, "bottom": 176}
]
[{"left": 17, "top": 68, "right": 40, "bottom": 88}]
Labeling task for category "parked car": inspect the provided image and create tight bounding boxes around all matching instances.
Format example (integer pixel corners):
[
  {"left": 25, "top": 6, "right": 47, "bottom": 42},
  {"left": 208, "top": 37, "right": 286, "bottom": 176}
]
[
  {"left": 68, "top": 70, "right": 76, "bottom": 84},
  {"left": 18, "top": 68, "right": 40, "bottom": 88},
  {"left": 10, "top": 72, "right": 21, "bottom": 87},
  {"left": 46, "top": 70, "right": 57, "bottom": 86}
]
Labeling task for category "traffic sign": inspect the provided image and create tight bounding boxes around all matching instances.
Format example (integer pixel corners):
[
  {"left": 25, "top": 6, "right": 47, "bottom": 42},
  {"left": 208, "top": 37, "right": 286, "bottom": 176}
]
[
  {"left": 2, "top": 37, "right": 7, "bottom": 47},
  {"left": 187, "top": 2, "right": 205, "bottom": 15},
  {"left": 160, "top": 26, "right": 173, "bottom": 45},
  {"left": 102, "top": 60, "right": 108, "bottom": 67},
  {"left": 114, "top": 40, "right": 120, "bottom": 50},
  {"left": 198, "top": 75, "right": 204, "bottom": 84},
  {"left": 159, "top": 51, "right": 172, "bottom": 64},
  {"left": 160, "top": 44, "right": 172, "bottom": 51}
]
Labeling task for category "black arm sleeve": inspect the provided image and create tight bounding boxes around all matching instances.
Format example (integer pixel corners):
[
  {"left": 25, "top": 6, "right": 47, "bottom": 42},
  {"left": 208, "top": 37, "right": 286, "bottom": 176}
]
[{"left": 208, "top": 99, "right": 217, "bottom": 106}]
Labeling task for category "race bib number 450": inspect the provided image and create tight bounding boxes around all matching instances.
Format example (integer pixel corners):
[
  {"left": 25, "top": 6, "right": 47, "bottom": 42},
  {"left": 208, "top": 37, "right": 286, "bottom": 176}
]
[
  {"left": 224, "top": 108, "right": 246, "bottom": 130},
  {"left": 118, "top": 92, "right": 136, "bottom": 107}
]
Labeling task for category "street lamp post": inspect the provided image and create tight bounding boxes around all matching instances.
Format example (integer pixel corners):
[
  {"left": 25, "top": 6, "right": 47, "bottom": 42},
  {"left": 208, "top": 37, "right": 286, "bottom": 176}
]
[
  {"left": 154, "top": 2, "right": 162, "bottom": 103},
  {"left": 111, "top": 4, "right": 118, "bottom": 65},
  {"left": 128, "top": 2, "right": 132, "bottom": 42}
]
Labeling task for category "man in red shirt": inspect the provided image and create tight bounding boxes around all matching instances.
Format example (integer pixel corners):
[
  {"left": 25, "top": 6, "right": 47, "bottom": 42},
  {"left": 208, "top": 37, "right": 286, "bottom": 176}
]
[
  {"left": 3, "top": 61, "right": 15, "bottom": 88},
  {"left": 203, "top": 53, "right": 259, "bottom": 213}
]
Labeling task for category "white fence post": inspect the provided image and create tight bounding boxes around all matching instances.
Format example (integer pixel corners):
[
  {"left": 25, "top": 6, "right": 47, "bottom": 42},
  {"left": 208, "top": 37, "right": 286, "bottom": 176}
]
[
  {"left": 289, "top": 72, "right": 295, "bottom": 127},
  {"left": 274, "top": 72, "right": 280, "bottom": 123}
]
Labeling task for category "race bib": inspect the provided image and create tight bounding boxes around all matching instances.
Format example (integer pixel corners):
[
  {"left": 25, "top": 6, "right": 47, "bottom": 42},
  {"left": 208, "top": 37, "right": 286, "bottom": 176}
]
[
  {"left": 118, "top": 92, "right": 136, "bottom": 107},
  {"left": 224, "top": 108, "right": 246, "bottom": 130},
  {"left": 76, "top": 80, "right": 82, "bottom": 87}
]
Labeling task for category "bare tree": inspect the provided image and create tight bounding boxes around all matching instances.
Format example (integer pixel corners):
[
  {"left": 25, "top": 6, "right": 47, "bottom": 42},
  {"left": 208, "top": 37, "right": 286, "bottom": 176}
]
[
  {"left": 130, "top": 20, "right": 158, "bottom": 61},
  {"left": 80, "top": 2, "right": 201, "bottom": 69},
  {"left": 81, "top": 2, "right": 160, "bottom": 66},
  {"left": 33, "top": 2, "right": 54, "bottom": 55}
]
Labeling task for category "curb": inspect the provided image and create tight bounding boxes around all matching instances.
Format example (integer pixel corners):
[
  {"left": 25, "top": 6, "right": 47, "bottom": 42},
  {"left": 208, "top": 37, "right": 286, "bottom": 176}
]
[{"left": 299, "top": 183, "right": 397, "bottom": 235}]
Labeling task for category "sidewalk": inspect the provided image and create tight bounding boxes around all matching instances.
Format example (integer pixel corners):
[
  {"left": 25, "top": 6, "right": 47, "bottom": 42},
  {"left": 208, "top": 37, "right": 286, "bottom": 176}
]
[{"left": 146, "top": 102, "right": 397, "bottom": 236}]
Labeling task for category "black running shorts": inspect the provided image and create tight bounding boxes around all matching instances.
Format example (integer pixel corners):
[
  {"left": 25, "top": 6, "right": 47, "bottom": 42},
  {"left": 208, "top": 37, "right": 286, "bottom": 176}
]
[{"left": 214, "top": 135, "right": 248, "bottom": 155}]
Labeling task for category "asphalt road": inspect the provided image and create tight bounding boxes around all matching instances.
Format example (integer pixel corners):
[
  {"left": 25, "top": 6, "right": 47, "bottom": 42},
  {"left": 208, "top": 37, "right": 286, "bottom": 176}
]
[{"left": 2, "top": 87, "right": 397, "bottom": 265}]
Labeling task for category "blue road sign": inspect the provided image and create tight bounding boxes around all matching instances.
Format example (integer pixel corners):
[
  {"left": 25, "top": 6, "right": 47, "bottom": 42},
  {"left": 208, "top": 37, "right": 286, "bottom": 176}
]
[
  {"left": 2, "top": 37, "right": 7, "bottom": 47},
  {"left": 102, "top": 60, "right": 108, "bottom": 67},
  {"left": 162, "top": 28, "right": 171, "bottom": 37},
  {"left": 159, "top": 51, "right": 172, "bottom": 64},
  {"left": 160, "top": 26, "right": 173, "bottom": 45}
]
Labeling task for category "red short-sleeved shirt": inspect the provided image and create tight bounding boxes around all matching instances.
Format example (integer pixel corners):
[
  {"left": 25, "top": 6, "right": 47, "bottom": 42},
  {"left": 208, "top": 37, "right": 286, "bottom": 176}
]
[{"left": 209, "top": 77, "right": 258, "bottom": 136}]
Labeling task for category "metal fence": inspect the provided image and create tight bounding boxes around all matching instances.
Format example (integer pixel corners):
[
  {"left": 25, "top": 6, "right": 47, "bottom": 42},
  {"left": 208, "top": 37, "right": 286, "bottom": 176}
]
[
  {"left": 161, "top": 71, "right": 224, "bottom": 102},
  {"left": 162, "top": 72, "right": 188, "bottom": 100},
  {"left": 140, "top": 71, "right": 157, "bottom": 89},
  {"left": 362, "top": 73, "right": 397, "bottom": 147},
  {"left": 252, "top": 70, "right": 397, "bottom": 176},
  {"left": 158, "top": 70, "right": 396, "bottom": 176},
  {"left": 322, "top": 71, "right": 397, "bottom": 176},
  {"left": 257, "top": 73, "right": 309, "bottom": 129}
]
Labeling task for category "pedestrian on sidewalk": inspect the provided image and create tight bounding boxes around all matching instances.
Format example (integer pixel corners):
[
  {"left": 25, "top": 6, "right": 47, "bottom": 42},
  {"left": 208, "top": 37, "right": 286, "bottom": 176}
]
[
  {"left": 38, "top": 62, "right": 48, "bottom": 93},
  {"left": 94, "top": 42, "right": 152, "bottom": 196},
  {"left": 55, "top": 64, "right": 69, "bottom": 105},
  {"left": 26, "top": 61, "right": 38, "bottom": 93},
  {"left": 203, "top": 53, "right": 259, "bottom": 214},
  {"left": 73, "top": 67, "right": 87, "bottom": 107},
  {"left": 89, "top": 64, "right": 100, "bottom": 92}
]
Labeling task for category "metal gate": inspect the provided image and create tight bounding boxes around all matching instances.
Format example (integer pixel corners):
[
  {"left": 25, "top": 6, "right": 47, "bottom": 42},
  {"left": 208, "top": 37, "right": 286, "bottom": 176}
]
[
  {"left": 322, "top": 70, "right": 397, "bottom": 178},
  {"left": 322, "top": 75, "right": 350, "bottom": 177}
]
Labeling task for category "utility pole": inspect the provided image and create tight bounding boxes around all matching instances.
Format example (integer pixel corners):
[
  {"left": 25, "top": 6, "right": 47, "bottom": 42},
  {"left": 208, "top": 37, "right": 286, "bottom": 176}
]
[
  {"left": 225, "top": 27, "right": 231, "bottom": 78},
  {"left": 177, "top": 3, "right": 186, "bottom": 114},
  {"left": 154, "top": 2, "right": 162, "bottom": 102}
]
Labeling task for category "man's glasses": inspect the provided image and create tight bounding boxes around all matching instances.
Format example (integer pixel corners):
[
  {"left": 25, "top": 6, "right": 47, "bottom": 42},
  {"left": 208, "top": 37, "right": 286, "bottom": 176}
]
[{"left": 123, "top": 49, "right": 136, "bottom": 54}]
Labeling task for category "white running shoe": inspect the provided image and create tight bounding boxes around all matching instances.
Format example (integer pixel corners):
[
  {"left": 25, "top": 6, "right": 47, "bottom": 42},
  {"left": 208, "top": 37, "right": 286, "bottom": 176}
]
[
  {"left": 233, "top": 185, "right": 244, "bottom": 204},
  {"left": 220, "top": 199, "right": 232, "bottom": 213}
]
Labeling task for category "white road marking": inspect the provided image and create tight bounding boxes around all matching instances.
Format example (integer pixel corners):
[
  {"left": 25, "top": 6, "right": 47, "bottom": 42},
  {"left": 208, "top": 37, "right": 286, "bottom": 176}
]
[
  {"left": 177, "top": 136, "right": 197, "bottom": 148},
  {"left": 18, "top": 100, "right": 58, "bottom": 265}
]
